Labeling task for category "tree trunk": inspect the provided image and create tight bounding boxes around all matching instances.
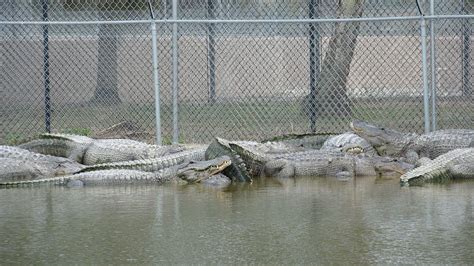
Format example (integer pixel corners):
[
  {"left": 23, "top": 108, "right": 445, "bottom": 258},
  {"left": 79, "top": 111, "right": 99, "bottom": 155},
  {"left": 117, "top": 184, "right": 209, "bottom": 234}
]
[
  {"left": 306, "top": 0, "right": 365, "bottom": 117},
  {"left": 90, "top": 14, "right": 121, "bottom": 104}
]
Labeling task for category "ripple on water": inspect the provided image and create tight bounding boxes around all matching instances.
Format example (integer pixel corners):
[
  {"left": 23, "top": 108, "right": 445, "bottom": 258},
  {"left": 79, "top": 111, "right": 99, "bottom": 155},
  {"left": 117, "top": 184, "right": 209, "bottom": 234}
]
[{"left": 0, "top": 177, "right": 473, "bottom": 264}]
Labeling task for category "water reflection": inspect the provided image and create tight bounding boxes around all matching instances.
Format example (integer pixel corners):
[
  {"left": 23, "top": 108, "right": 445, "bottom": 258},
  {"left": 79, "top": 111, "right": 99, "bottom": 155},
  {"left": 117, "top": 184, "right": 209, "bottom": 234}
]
[{"left": 1, "top": 178, "right": 473, "bottom": 264}]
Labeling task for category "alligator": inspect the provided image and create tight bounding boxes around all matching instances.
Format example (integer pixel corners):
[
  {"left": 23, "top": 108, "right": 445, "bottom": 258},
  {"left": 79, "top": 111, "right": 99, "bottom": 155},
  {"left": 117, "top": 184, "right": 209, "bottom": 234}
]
[
  {"left": 207, "top": 139, "right": 310, "bottom": 178},
  {"left": 229, "top": 142, "right": 413, "bottom": 179},
  {"left": 19, "top": 133, "right": 185, "bottom": 165},
  {"left": 400, "top": 148, "right": 474, "bottom": 186},
  {"left": 205, "top": 137, "right": 252, "bottom": 182},
  {"left": 0, "top": 146, "right": 84, "bottom": 180},
  {"left": 0, "top": 169, "right": 169, "bottom": 187},
  {"left": 321, "top": 132, "right": 377, "bottom": 156},
  {"left": 79, "top": 146, "right": 207, "bottom": 173},
  {"left": 205, "top": 137, "right": 337, "bottom": 181},
  {"left": 0, "top": 156, "right": 232, "bottom": 187},
  {"left": 263, "top": 156, "right": 355, "bottom": 179},
  {"left": 350, "top": 120, "right": 474, "bottom": 163},
  {"left": 229, "top": 142, "right": 356, "bottom": 178},
  {"left": 279, "top": 151, "right": 414, "bottom": 178},
  {"left": 82, "top": 139, "right": 184, "bottom": 165}
]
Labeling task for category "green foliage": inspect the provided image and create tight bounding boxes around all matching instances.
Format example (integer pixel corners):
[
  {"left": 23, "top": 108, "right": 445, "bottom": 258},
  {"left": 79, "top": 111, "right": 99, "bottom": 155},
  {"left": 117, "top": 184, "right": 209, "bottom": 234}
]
[
  {"left": 61, "top": 128, "right": 93, "bottom": 136},
  {"left": 161, "top": 136, "right": 185, "bottom": 145},
  {"left": 162, "top": 137, "right": 172, "bottom": 145},
  {"left": 5, "top": 133, "right": 27, "bottom": 145}
]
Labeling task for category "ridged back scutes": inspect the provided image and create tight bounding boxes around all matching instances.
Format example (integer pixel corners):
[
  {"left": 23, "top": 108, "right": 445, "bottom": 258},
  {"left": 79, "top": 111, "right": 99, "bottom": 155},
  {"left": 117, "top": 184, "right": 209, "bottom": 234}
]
[
  {"left": 228, "top": 142, "right": 270, "bottom": 177},
  {"left": 40, "top": 133, "right": 94, "bottom": 144},
  {"left": 205, "top": 138, "right": 252, "bottom": 182},
  {"left": 400, "top": 148, "right": 474, "bottom": 185},
  {"left": 0, "top": 145, "right": 50, "bottom": 161},
  {"left": 411, "top": 132, "right": 474, "bottom": 159},
  {"left": 79, "top": 147, "right": 207, "bottom": 173},
  {"left": 82, "top": 139, "right": 152, "bottom": 165},
  {"left": 0, "top": 169, "right": 173, "bottom": 187}
]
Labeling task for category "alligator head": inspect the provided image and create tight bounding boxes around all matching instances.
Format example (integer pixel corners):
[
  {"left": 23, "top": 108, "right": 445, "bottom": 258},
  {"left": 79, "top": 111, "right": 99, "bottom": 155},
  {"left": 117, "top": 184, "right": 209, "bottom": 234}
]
[
  {"left": 350, "top": 120, "right": 416, "bottom": 157},
  {"left": 177, "top": 156, "right": 232, "bottom": 183},
  {"left": 374, "top": 158, "right": 415, "bottom": 178}
]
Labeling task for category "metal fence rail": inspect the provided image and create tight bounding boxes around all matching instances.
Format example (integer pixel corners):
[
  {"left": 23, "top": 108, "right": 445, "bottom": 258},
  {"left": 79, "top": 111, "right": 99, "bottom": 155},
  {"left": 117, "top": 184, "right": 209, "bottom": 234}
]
[{"left": 1, "top": 0, "right": 473, "bottom": 145}]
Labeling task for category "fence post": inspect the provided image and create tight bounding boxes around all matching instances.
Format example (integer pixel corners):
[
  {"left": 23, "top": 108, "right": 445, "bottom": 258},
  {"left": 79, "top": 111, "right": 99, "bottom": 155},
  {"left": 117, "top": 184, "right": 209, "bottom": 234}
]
[
  {"left": 41, "top": 0, "right": 51, "bottom": 133},
  {"left": 308, "top": 0, "right": 320, "bottom": 132},
  {"left": 148, "top": 1, "right": 162, "bottom": 145},
  {"left": 429, "top": 0, "right": 437, "bottom": 131},
  {"left": 171, "top": 0, "right": 179, "bottom": 144},
  {"left": 420, "top": 15, "right": 431, "bottom": 133},
  {"left": 207, "top": 0, "right": 217, "bottom": 104},
  {"left": 462, "top": 0, "right": 472, "bottom": 98}
]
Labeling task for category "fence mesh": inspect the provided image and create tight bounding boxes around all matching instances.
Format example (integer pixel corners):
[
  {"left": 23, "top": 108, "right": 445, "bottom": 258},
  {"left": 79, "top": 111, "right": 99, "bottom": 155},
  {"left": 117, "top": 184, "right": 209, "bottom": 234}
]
[{"left": 1, "top": 0, "right": 473, "bottom": 145}]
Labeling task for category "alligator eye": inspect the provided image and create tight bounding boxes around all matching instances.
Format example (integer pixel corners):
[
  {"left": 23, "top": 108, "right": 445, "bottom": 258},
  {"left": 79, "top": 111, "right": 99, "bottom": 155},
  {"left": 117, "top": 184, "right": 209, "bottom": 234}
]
[{"left": 380, "top": 128, "right": 385, "bottom": 130}]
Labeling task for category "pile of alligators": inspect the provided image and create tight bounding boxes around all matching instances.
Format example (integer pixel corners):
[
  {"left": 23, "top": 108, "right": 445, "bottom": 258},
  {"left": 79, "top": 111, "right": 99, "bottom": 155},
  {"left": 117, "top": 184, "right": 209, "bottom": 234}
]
[{"left": 0, "top": 121, "right": 473, "bottom": 188}]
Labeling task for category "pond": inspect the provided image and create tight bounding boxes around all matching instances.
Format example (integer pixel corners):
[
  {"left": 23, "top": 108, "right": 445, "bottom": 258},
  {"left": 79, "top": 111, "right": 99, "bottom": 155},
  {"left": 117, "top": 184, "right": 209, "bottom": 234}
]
[{"left": 1, "top": 177, "right": 473, "bottom": 264}]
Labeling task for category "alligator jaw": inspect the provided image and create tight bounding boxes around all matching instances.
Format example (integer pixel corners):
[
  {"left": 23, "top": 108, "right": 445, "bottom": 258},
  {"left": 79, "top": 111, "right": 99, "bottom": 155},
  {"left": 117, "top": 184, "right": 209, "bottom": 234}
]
[
  {"left": 177, "top": 155, "right": 232, "bottom": 183},
  {"left": 196, "top": 158, "right": 231, "bottom": 183},
  {"left": 342, "top": 144, "right": 364, "bottom": 154},
  {"left": 349, "top": 121, "right": 359, "bottom": 133}
]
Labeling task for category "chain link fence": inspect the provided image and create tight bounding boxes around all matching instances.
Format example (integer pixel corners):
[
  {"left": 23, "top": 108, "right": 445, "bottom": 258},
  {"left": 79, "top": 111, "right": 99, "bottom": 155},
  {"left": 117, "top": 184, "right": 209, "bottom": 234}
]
[{"left": 1, "top": 0, "right": 473, "bottom": 145}]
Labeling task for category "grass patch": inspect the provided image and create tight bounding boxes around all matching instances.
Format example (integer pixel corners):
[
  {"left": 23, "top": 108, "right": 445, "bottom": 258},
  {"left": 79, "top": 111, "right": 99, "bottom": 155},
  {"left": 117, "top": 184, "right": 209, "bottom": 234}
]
[
  {"left": 5, "top": 133, "right": 28, "bottom": 145},
  {"left": 1, "top": 98, "right": 472, "bottom": 145}
]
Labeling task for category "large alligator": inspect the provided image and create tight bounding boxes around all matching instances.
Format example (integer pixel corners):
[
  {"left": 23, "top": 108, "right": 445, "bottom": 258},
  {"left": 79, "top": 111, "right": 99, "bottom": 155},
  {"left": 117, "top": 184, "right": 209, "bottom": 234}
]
[
  {"left": 208, "top": 139, "right": 317, "bottom": 178},
  {"left": 204, "top": 137, "right": 342, "bottom": 181},
  {"left": 0, "top": 156, "right": 232, "bottom": 187},
  {"left": 350, "top": 121, "right": 474, "bottom": 162},
  {"left": 79, "top": 146, "right": 207, "bottom": 173},
  {"left": 400, "top": 148, "right": 474, "bottom": 185},
  {"left": 19, "top": 133, "right": 185, "bottom": 165},
  {"left": 229, "top": 141, "right": 413, "bottom": 179}
]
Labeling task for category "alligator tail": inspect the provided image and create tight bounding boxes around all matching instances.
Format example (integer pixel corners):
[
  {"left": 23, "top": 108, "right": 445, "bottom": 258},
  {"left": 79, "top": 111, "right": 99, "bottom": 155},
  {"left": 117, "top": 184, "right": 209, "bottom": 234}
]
[{"left": 0, "top": 176, "right": 70, "bottom": 188}]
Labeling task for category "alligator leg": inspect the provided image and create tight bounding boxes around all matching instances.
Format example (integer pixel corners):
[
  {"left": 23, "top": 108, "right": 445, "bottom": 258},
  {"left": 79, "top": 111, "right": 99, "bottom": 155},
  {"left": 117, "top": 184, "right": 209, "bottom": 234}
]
[{"left": 264, "top": 159, "right": 294, "bottom": 178}]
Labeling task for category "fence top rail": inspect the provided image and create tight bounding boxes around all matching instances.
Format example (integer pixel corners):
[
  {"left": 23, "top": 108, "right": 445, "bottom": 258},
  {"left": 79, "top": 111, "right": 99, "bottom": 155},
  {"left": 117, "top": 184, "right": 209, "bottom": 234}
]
[{"left": 1, "top": 14, "right": 473, "bottom": 26}]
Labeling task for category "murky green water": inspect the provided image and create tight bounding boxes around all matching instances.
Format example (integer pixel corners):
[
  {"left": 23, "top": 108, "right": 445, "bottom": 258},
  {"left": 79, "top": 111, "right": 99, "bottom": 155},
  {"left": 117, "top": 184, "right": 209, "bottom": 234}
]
[{"left": 1, "top": 177, "right": 473, "bottom": 264}]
